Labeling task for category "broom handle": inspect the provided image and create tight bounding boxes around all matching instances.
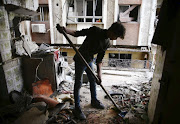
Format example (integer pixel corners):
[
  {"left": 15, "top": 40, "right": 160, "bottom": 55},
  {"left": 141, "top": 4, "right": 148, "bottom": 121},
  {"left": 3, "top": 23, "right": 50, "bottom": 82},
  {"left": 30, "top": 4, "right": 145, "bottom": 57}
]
[{"left": 61, "top": 29, "right": 120, "bottom": 111}]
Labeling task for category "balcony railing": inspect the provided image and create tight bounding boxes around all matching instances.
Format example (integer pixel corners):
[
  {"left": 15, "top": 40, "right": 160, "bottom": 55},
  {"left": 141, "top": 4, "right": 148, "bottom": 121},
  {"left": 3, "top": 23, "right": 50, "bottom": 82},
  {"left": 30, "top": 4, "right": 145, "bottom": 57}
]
[
  {"left": 103, "top": 59, "right": 152, "bottom": 69},
  {"left": 65, "top": 57, "right": 152, "bottom": 70}
]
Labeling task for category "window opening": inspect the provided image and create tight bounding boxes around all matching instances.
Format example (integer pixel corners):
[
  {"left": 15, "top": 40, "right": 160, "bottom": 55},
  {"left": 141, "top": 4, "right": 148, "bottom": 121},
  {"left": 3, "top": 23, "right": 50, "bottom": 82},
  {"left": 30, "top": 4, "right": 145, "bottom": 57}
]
[
  {"left": 32, "top": 5, "right": 49, "bottom": 22},
  {"left": 119, "top": 54, "right": 131, "bottom": 68},
  {"left": 109, "top": 53, "right": 132, "bottom": 68},
  {"left": 86, "top": 0, "right": 93, "bottom": 22},
  {"left": 129, "top": 6, "right": 139, "bottom": 21},
  {"left": 67, "top": 0, "right": 102, "bottom": 23},
  {"left": 119, "top": 5, "right": 139, "bottom": 22}
]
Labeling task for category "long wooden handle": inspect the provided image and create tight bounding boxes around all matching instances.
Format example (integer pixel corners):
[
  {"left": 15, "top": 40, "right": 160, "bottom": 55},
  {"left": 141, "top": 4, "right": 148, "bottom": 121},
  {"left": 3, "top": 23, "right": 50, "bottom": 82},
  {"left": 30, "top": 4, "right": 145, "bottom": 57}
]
[{"left": 61, "top": 29, "right": 120, "bottom": 111}]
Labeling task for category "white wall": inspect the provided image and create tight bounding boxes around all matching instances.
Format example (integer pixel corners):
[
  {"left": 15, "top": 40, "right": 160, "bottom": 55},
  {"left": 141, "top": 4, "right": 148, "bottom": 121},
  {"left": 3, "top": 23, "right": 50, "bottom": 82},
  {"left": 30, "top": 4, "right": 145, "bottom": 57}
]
[
  {"left": 148, "top": 46, "right": 166, "bottom": 123},
  {"left": 103, "top": 0, "right": 107, "bottom": 29},
  {"left": 138, "top": 0, "right": 157, "bottom": 46},
  {"left": 52, "top": 0, "right": 66, "bottom": 44},
  {"left": 49, "top": 0, "right": 55, "bottom": 44},
  {"left": 148, "top": 0, "right": 157, "bottom": 47}
]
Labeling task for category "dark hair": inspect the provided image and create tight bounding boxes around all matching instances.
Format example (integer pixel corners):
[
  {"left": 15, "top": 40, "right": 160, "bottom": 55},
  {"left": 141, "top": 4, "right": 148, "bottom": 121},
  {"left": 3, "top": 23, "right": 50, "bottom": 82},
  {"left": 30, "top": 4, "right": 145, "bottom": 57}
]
[{"left": 108, "top": 21, "right": 126, "bottom": 39}]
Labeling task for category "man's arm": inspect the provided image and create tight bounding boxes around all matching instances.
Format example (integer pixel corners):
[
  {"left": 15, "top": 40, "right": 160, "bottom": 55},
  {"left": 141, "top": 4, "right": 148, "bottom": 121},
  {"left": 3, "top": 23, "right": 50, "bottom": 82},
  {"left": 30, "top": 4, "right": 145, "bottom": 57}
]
[
  {"left": 96, "top": 51, "right": 105, "bottom": 85},
  {"left": 64, "top": 27, "right": 76, "bottom": 36},
  {"left": 56, "top": 24, "right": 76, "bottom": 36},
  {"left": 96, "top": 62, "right": 102, "bottom": 85},
  {"left": 57, "top": 24, "right": 93, "bottom": 37}
]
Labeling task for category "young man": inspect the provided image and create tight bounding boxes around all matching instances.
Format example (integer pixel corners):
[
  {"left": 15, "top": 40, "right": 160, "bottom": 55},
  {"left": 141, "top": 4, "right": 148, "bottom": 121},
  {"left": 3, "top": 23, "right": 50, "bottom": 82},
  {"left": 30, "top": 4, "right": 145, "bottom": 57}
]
[{"left": 56, "top": 22, "right": 126, "bottom": 120}]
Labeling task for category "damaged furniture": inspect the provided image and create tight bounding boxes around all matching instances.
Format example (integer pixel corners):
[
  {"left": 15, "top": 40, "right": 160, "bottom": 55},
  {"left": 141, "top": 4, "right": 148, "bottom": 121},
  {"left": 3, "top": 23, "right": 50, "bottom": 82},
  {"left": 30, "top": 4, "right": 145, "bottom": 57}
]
[{"left": 22, "top": 53, "right": 59, "bottom": 94}]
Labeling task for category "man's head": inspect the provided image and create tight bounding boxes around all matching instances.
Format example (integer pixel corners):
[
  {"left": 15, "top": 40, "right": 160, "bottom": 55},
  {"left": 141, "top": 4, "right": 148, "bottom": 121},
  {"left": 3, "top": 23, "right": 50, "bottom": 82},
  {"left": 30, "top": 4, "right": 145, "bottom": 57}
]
[{"left": 107, "top": 21, "right": 126, "bottom": 40}]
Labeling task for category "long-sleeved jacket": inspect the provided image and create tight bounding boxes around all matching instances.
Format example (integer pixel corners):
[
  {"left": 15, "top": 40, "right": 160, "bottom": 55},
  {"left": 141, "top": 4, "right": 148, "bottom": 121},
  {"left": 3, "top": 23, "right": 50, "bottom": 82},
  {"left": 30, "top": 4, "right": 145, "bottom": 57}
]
[{"left": 73, "top": 26, "right": 110, "bottom": 64}]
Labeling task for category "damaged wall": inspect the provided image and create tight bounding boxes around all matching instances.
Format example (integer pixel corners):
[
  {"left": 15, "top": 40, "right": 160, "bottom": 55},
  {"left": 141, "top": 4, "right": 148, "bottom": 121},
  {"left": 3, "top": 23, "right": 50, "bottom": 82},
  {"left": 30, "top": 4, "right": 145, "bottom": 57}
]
[
  {"left": 0, "top": 7, "right": 18, "bottom": 103},
  {"left": 148, "top": 46, "right": 166, "bottom": 123},
  {"left": 3, "top": 0, "right": 38, "bottom": 11},
  {"left": 0, "top": 0, "right": 38, "bottom": 104},
  {"left": 0, "top": 7, "right": 12, "bottom": 62},
  {"left": 52, "top": 0, "right": 66, "bottom": 44},
  {"left": 148, "top": 0, "right": 180, "bottom": 123},
  {"left": 106, "top": 0, "right": 115, "bottom": 29},
  {"left": 138, "top": 0, "right": 155, "bottom": 46}
]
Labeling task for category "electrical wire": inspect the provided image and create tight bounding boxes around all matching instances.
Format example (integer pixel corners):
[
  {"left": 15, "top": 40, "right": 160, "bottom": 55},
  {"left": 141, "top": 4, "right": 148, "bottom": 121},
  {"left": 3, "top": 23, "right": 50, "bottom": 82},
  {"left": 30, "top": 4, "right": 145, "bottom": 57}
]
[{"left": 34, "top": 59, "right": 43, "bottom": 82}]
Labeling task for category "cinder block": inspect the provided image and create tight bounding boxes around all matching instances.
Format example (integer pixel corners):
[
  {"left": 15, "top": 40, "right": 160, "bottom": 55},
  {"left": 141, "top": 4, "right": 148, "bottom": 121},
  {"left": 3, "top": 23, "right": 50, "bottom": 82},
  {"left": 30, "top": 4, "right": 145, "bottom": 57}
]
[
  {"left": 6, "top": 79, "right": 15, "bottom": 93},
  {"left": 12, "top": 66, "right": 21, "bottom": 77},
  {"left": 15, "top": 83, "right": 23, "bottom": 92},
  {"left": 0, "top": 30, "right": 11, "bottom": 41},
  {"left": 3, "top": 58, "right": 23, "bottom": 93},
  {"left": 0, "top": 7, "right": 9, "bottom": 30},
  {"left": 3, "top": 57, "right": 21, "bottom": 70},
  {"left": 14, "top": 74, "right": 23, "bottom": 92},
  {"left": 3, "top": 68, "right": 14, "bottom": 80},
  {"left": 0, "top": 19, "right": 9, "bottom": 30},
  {"left": 1, "top": 50, "right": 12, "bottom": 62},
  {"left": 0, "top": 40, "right": 11, "bottom": 52}
]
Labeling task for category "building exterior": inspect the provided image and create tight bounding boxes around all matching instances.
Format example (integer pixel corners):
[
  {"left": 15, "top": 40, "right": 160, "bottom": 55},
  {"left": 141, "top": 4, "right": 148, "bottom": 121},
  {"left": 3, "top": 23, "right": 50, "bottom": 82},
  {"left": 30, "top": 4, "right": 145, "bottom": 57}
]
[
  {"left": 17, "top": 0, "right": 157, "bottom": 69},
  {"left": 52, "top": 0, "right": 157, "bottom": 69},
  {"left": 0, "top": 0, "right": 158, "bottom": 100}
]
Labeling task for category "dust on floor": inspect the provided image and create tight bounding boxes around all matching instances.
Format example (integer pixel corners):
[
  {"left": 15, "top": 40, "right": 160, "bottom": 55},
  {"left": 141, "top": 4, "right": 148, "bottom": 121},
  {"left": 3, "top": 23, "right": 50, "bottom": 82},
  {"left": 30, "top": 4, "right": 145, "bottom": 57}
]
[{"left": 71, "top": 69, "right": 153, "bottom": 124}]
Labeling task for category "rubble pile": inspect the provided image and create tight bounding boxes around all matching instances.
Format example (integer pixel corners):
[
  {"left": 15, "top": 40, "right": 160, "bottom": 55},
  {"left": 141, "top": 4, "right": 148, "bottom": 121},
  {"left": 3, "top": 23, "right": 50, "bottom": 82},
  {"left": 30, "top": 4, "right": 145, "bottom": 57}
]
[
  {"left": 58, "top": 81, "right": 74, "bottom": 94},
  {"left": 0, "top": 90, "right": 77, "bottom": 124},
  {"left": 0, "top": 69, "right": 152, "bottom": 124},
  {"left": 108, "top": 81, "right": 152, "bottom": 123},
  {"left": 1, "top": 40, "right": 153, "bottom": 123}
]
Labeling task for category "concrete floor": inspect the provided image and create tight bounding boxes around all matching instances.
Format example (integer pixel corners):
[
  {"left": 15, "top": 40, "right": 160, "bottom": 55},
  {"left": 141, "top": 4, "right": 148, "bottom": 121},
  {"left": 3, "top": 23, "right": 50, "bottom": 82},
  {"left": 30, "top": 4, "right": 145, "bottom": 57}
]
[{"left": 72, "top": 69, "right": 153, "bottom": 123}]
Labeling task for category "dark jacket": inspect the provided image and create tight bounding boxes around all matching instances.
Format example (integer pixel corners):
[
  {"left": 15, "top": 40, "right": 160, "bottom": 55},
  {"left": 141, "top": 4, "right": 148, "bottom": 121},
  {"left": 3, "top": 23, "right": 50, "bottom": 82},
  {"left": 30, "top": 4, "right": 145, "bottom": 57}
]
[{"left": 73, "top": 26, "right": 110, "bottom": 64}]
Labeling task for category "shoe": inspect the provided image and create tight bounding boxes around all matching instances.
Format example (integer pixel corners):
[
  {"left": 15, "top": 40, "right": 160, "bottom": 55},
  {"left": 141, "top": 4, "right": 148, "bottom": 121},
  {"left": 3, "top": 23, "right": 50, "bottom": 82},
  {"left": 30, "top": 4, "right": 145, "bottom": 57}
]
[
  {"left": 91, "top": 99, "right": 105, "bottom": 109},
  {"left": 73, "top": 107, "right": 86, "bottom": 120}
]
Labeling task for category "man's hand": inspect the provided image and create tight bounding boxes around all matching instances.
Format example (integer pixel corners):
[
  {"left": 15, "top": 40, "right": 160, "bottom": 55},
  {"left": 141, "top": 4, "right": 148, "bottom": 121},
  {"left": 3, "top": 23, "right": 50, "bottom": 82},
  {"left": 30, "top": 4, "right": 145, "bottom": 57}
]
[
  {"left": 56, "top": 24, "right": 65, "bottom": 33},
  {"left": 96, "top": 74, "right": 102, "bottom": 85},
  {"left": 56, "top": 24, "right": 76, "bottom": 36}
]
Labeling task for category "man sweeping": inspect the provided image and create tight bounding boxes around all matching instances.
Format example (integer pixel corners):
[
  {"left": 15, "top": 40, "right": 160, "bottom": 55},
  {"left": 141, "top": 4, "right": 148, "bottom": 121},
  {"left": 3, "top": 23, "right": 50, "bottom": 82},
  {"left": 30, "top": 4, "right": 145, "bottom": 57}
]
[{"left": 56, "top": 22, "right": 126, "bottom": 120}]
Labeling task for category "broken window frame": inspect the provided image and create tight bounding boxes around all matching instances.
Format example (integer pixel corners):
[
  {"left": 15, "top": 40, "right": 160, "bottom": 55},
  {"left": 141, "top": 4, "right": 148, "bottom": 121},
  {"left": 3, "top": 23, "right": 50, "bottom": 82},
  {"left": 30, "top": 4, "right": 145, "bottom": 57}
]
[
  {"left": 119, "top": 5, "right": 140, "bottom": 23},
  {"left": 32, "top": 5, "right": 49, "bottom": 22},
  {"left": 67, "top": 0, "right": 103, "bottom": 24}
]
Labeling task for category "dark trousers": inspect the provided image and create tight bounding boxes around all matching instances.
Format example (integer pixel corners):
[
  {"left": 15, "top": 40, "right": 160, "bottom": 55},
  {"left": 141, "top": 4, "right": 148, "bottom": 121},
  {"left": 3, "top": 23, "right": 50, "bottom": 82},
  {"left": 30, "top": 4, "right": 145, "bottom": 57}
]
[{"left": 74, "top": 59, "right": 97, "bottom": 108}]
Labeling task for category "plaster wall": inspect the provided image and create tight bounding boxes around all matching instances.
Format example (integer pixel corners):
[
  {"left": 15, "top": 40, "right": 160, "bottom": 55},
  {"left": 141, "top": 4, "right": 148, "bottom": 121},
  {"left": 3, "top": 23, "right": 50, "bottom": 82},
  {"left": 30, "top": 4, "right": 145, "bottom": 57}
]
[
  {"left": 148, "top": 45, "right": 166, "bottom": 123},
  {"left": 138, "top": 0, "right": 152, "bottom": 46},
  {"left": 0, "top": 0, "right": 38, "bottom": 97},
  {"left": 106, "top": 0, "right": 115, "bottom": 29}
]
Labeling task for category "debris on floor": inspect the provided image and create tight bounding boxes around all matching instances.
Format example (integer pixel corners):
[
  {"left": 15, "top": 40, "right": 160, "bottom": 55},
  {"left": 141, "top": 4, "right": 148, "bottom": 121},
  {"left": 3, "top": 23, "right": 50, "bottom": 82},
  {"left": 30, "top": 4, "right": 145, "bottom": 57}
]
[
  {"left": 75, "top": 69, "right": 153, "bottom": 124},
  {"left": 0, "top": 59, "right": 153, "bottom": 124},
  {"left": 14, "top": 107, "right": 49, "bottom": 124},
  {"left": 0, "top": 90, "right": 77, "bottom": 124}
]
